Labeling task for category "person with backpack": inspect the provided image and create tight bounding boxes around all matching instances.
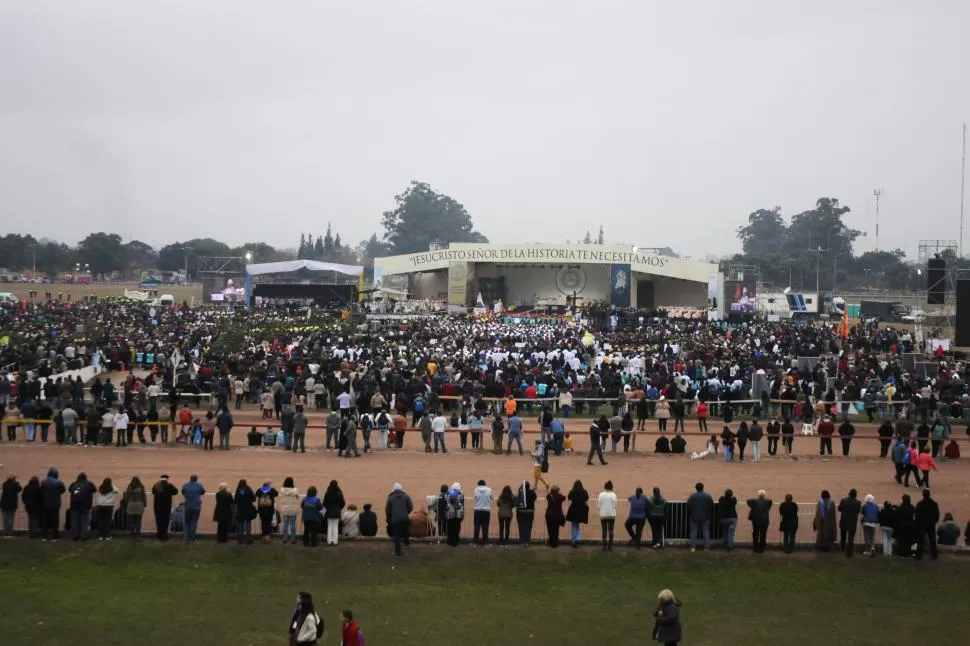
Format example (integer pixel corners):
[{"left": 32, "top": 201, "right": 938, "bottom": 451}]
[
  {"left": 358, "top": 412, "right": 374, "bottom": 453},
  {"left": 375, "top": 410, "right": 390, "bottom": 449},
  {"left": 256, "top": 481, "right": 279, "bottom": 543},
  {"left": 234, "top": 479, "right": 257, "bottom": 545},
  {"left": 289, "top": 592, "right": 324, "bottom": 645},
  {"left": 340, "top": 610, "right": 364, "bottom": 646},
  {"left": 532, "top": 438, "right": 550, "bottom": 492},
  {"left": 412, "top": 395, "right": 426, "bottom": 426},
  {"left": 891, "top": 437, "right": 907, "bottom": 484}
]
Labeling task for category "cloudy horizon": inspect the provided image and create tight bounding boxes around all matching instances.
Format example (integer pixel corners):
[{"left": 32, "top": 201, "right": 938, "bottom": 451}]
[{"left": 1, "top": 1, "right": 967, "bottom": 258}]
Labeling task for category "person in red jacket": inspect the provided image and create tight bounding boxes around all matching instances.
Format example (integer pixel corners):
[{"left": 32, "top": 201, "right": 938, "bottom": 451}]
[
  {"left": 944, "top": 439, "right": 960, "bottom": 460},
  {"left": 817, "top": 416, "right": 835, "bottom": 456},
  {"left": 916, "top": 450, "right": 939, "bottom": 488},
  {"left": 340, "top": 609, "right": 363, "bottom": 646},
  {"left": 696, "top": 401, "right": 708, "bottom": 433}
]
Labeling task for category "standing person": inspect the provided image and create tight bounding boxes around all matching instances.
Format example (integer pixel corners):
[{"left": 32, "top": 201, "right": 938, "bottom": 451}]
[
  {"left": 469, "top": 411, "right": 484, "bottom": 451},
  {"left": 515, "top": 481, "right": 537, "bottom": 545},
  {"left": 180, "top": 474, "right": 206, "bottom": 544},
  {"left": 62, "top": 405, "right": 78, "bottom": 446},
  {"left": 779, "top": 494, "right": 799, "bottom": 553},
  {"left": 686, "top": 482, "right": 713, "bottom": 552},
  {"left": 324, "top": 410, "right": 340, "bottom": 451},
  {"left": 234, "top": 479, "right": 257, "bottom": 545},
  {"left": 894, "top": 494, "right": 916, "bottom": 558},
  {"left": 735, "top": 421, "right": 749, "bottom": 463},
  {"left": 152, "top": 475, "right": 178, "bottom": 541},
  {"left": 340, "top": 610, "right": 364, "bottom": 646},
  {"left": 302, "top": 486, "right": 324, "bottom": 548},
  {"left": 213, "top": 483, "right": 234, "bottom": 543},
  {"left": 217, "top": 407, "right": 233, "bottom": 450},
  {"left": 256, "top": 481, "right": 279, "bottom": 543},
  {"left": 93, "top": 477, "right": 119, "bottom": 541},
  {"left": 720, "top": 425, "right": 734, "bottom": 462},
  {"left": 696, "top": 400, "right": 708, "bottom": 433},
  {"left": 496, "top": 485, "right": 516, "bottom": 545},
  {"left": 114, "top": 407, "right": 129, "bottom": 447},
  {"left": 747, "top": 490, "right": 773, "bottom": 553},
  {"left": 545, "top": 484, "right": 566, "bottom": 548},
  {"left": 532, "top": 439, "right": 550, "bottom": 491},
  {"left": 66, "top": 473, "right": 95, "bottom": 541},
  {"left": 860, "top": 494, "right": 880, "bottom": 557},
  {"left": 472, "top": 479, "right": 493, "bottom": 546},
  {"left": 655, "top": 396, "right": 670, "bottom": 433},
  {"left": 586, "top": 419, "right": 608, "bottom": 466},
  {"left": 292, "top": 406, "right": 308, "bottom": 453},
  {"left": 566, "top": 480, "right": 589, "bottom": 548},
  {"left": 766, "top": 417, "right": 780, "bottom": 456},
  {"left": 837, "top": 489, "right": 862, "bottom": 557},
  {"left": 878, "top": 500, "right": 896, "bottom": 557},
  {"left": 652, "top": 589, "right": 683, "bottom": 646},
  {"left": 490, "top": 414, "right": 505, "bottom": 454},
  {"left": 749, "top": 419, "right": 763, "bottom": 462},
  {"left": 646, "top": 487, "right": 667, "bottom": 549},
  {"left": 817, "top": 416, "right": 835, "bottom": 456},
  {"left": 445, "top": 482, "right": 465, "bottom": 547},
  {"left": 1, "top": 474, "right": 23, "bottom": 538},
  {"left": 39, "top": 468, "right": 65, "bottom": 541},
  {"left": 903, "top": 442, "right": 923, "bottom": 487},
  {"left": 813, "top": 490, "right": 837, "bottom": 552},
  {"left": 418, "top": 413, "right": 433, "bottom": 453},
  {"left": 21, "top": 476, "right": 42, "bottom": 538},
  {"left": 431, "top": 412, "right": 447, "bottom": 453},
  {"left": 323, "top": 480, "right": 346, "bottom": 546},
  {"left": 624, "top": 487, "right": 648, "bottom": 548},
  {"left": 781, "top": 417, "right": 795, "bottom": 455},
  {"left": 837, "top": 418, "right": 855, "bottom": 457},
  {"left": 914, "top": 488, "right": 940, "bottom": 560},
  {"left": 718, "top": 488, "right": 738, "bottom": 551},
  {"left": 124, "top": 476, "right": 147, "bottom": 537},
  {"left": 877, "top": 420, "right": 895, "bottom": 458},
  {"left": 597, "top": 480, "right": 617, "bottom": 551},
  {"left": 506, "top": 414, "right": 523, "bottom": 456},
  {"left": 278, "top": 477, "right": 301, "bottom": 544},
  {"left": 385, "top": 482, "right": 413, "bottom": 556}
]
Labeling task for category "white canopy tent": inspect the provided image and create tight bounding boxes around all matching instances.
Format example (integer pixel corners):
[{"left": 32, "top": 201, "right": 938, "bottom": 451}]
[{"left": 245, "top": 260, "right": 363, "bottom": 277}]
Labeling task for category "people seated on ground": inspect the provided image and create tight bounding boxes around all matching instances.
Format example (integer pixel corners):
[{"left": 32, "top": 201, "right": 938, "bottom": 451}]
[
  {"left": 655, "top": 436, "right": 670, "bottom": 453},
  {"left": 937, "top": 513, "right": 961, "bottom": 546},
  {"left": 359, "top": 504, "right": 378, "bottom": 537},
  {"left": 944, "top": 439, "right": 960, "bottom": 460},
  {"left": 706, "top": 435, "right": 719, "bottom": 454},
  {"left": 176, "top": 426, "right": 190, "bottom": 443},
  {"left": 409, "top": 508, "right": 429, "bottom": 538},
  {"left": 248, "top": 426, "right": 262, "bottom": 447},
  {"left": 262, "top": 427, "right": 277, "bottom": 447},
  {"left": 670, "top": 433, "right": 686, "bottom": 454},
  {"left": 341, "top": 504, "right": 361, "bottom": 539}
]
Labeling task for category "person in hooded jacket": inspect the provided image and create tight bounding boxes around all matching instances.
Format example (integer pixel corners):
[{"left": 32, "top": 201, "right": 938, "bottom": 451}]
[
  {"left": 278, "top": 477, "right": 301, "bottom": 544},
  {"left": 67, "top": 473, "right": 96, "bottom": 541},
  {"left": 778, "top": 494, "right": 798, "bottom": 553},
  {"left": 125, "top": 476, "right": 147, "bottom": 537},
  {"left": 894, "top": 494, "right": 916, "bottom": 558},
  {"left": 40, "top": 468, "right": 66, "bottom": 541},
  {"left": 1, "top": 474, "right": 24, "bottom": 537},
  {"left": 213, "top": 483, "right": 234, "bottom": 543},
  {"left": 860, "top": 494, "right": 880, "bottom": 557},
  {"left": 735, "top": 422, "right": 749, "bottom": 463},
  {"left": 652, "top": 589, "right": 682, "bottom": 646},
  {"left": 358, "top": 503, "right": 378, "bottom": 538},
  {"left": 256, "top": 481, "right": 279, "bottom": 543},
  {"left": 302, "top": 486, "right": 324, "bottom": 548},
  {"left": 234, "top": 479, "right": 257, "bottom": 544},
  {"left": 565, "top": 480, "right": 589, "bottom": 548},
  {"left": 445, "top": 482, "right": 465, "bottom": 547}
]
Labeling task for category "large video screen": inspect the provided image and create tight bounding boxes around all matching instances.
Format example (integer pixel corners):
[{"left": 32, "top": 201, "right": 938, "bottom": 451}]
[{"left": 724, "top": 280, "right": 757, "bottom": 313}]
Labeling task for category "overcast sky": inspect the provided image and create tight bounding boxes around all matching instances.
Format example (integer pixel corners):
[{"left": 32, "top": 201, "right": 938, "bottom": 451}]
[{"left": 1, "top": 1, "right": 968, "bottom": 259}]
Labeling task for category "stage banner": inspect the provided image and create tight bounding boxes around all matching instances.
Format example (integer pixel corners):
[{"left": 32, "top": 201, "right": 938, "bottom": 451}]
[
  {"left": 448, "top": 261, "right": 468, "bottom": 307},
  {"left": 610, "top": 264, "right": 631, "bottom": 307}
]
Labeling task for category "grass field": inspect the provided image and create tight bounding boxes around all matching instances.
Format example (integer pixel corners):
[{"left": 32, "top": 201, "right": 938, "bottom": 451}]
[{"left": 0, "top": 541, "right": 967, "bottom": 645}]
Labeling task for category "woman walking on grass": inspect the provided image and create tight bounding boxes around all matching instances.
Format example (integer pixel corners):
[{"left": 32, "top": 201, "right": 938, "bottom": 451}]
[
  {"left": 652, "top": 589, "right": 682, "bottom": 646},
  {"left": 94, "top": 478, "right": 119, "bottom": 541},
  {"left": 565, "top": 480, "right": 589, "bottom": 548}
]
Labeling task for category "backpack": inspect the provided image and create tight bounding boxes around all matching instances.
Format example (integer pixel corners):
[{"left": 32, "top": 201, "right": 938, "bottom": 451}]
[
  {"left": 258, "top": 491, "right": 273, "bottom": 508},
  {"left": 414, "top": 397, "right": 425, "bottom": 413},
  {"left": 377, "top": 412, "right": 389, "bottom": 427},
  {"left": 315, "top": 613, "right": 325, "bottom": 640},
  {"left": 902, "top": 451, "right": 911, "bottom": 466}
]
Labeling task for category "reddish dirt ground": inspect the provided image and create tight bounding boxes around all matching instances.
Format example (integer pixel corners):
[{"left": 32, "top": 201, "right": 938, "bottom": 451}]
[{"left": 3, "top": 405, "right": 968, "bottom": 543}]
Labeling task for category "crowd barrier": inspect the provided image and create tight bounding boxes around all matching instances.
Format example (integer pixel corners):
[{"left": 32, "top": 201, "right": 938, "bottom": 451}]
[{"left": 3, "top": 493, "right": 819, "bottom": 545}]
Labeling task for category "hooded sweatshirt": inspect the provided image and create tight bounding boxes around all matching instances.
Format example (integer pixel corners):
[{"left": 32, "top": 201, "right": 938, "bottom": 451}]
[
  {"left": 40, "top": 469, "right": 66, "bottom": 510},
  {"left": 473, "top": 485, "right": 493, "bottom": 511},
  {"left": 278, "top": 487, "right": 301, "bottom": 516}
]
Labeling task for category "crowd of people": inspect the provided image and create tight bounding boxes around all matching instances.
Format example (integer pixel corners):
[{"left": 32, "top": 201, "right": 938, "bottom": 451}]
[{"left": 2, "top": 468, "right": 966, "bottom": 560}]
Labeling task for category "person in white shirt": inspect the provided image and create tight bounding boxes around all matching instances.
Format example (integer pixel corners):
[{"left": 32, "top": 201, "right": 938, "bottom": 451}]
[
  {"left": 597, "top": 481, "right": 618, "bottom": 551},
  {"left": 336, "top": 390, "right": 352, "bottom": 418},
  {"left": 100, "top": 410, "right": 115, "bottom": 445},
  {"left": 114, "top": 407, "right": 130, "bottom": 447},
  {"left": 431, "top": 413, "right": 447, "bottom": 453},
  {"left": 472, "top": 479, "right": 493, "bottom": 545}
]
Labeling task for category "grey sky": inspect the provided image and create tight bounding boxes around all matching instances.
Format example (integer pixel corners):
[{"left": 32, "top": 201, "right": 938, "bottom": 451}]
[{"left": 1, "top": 1, "right": 968, "bottom": 259}]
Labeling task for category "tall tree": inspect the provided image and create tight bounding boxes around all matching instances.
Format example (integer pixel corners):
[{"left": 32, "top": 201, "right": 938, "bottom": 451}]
[
  {"left": 298, "top": 233, "right": 307, "bottom": 260},
  {"left": 123, "top": 240, "right": 157, "bottom": 274},
  {"left": 381, "top": 181, "right": 488, "bottom": 254},
  {"left": 581, "top": 230, "right": 593, "bottom": 244},
  {"left": 323, "top": 224, "right": 335, "bottom": 257},
  {"left": 313, "top": 236, "right": 324, "bottom": 259},
  {"left": 77, "top": 232, "right": 125, "bottom": 275},
  {"left": 596, "top": 225, "right": 605, "bottom": 245}
]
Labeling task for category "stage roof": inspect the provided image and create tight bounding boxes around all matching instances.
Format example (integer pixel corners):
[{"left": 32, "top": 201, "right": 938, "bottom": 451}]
[{"left": 246, "top": 260, "right": 363, "bottom": 277}]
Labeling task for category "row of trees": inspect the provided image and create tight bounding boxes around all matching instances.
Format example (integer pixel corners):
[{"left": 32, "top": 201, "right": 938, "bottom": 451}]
[{"left": 726, "top": 197, "right": 965, "bottom": 292}]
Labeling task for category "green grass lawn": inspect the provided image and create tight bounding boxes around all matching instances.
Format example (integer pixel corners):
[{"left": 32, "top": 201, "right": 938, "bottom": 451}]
[{"left": 0, "top": 540, "right": 967, "bottom": 645}]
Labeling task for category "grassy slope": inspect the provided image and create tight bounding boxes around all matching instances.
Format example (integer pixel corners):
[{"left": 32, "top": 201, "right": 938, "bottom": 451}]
[{"left": 0, "top": 541, "right": 966, "bottom": 646}]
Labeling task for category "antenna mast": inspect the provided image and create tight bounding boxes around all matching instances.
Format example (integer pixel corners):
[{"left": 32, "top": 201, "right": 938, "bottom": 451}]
[{"left": 873, "top": 188, "right": 884, "bottom": 252}]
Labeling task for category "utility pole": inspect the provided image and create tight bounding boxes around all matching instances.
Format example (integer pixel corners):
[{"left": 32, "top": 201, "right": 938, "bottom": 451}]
[
  {"left": 873, "top": 188, "right": 883, "bottom": 252},
  {"left": 961, "top": 123, "right": 966, "bottom": 257},
  {"left": 815, "top": 246, "right": 822, "bottom": 294}
]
